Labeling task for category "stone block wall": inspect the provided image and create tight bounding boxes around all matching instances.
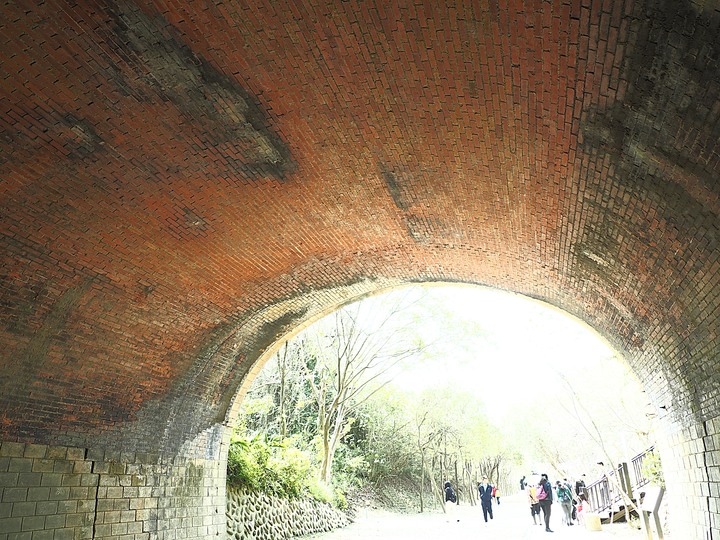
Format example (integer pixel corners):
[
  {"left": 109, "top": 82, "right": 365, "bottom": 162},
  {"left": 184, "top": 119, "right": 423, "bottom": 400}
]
[
  {"left": 657, "top": 418, "right": 716, "bottom": 540},
  {"left": 226, "top": 487, "right": 349, "bottom": 540},
  {"left": 0, "top": 441, "right": 225, "bottom": 540}
]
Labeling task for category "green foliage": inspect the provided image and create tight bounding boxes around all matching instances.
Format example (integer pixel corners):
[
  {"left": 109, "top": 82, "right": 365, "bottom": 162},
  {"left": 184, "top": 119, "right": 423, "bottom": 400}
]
[
  {"left": 641, "top": 450, "right": 665, "bottom": 488},
  {"left": 226, "top": 430, "right": 354, "bottom": 508},
  {"left": 349, "top": 388, "right": 419, "bottom": 482},
  {"left": 307, "top": 477, "right": 350, "bottom": 510},
  {"left": 307, "top": 477, "right": 334, "bottom": 504},
  {"left": 227, "top": 434, "right": 311, "bottom": 498},
  {"left": 333, "top": 487, "right": 348, "bottom": 510},
  {"left": 332, "top": 444, "right": 370, "bottom": 485}
]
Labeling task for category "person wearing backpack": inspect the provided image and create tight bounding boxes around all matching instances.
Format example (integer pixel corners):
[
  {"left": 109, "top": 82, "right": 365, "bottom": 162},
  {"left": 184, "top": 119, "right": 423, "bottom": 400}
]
[
  {"left": 537, "top": 474, "right": 554, "bottom": 532},
  {"left": 528, "top": 484, "right": 542, "bottom": 525},
  {"left": 444, "top": 480, "right": 459, "bottom": 523},
  {"left": 556, "top": 480, "right": 574, "bottom": 526},
  {"left": 444, "top": 480, "right": 457, "bottom": 504}
]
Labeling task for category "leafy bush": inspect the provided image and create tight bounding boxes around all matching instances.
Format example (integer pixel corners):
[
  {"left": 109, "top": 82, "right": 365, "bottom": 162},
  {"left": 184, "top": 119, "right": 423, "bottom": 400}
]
[
  {"left": 333, "top": 487, "right": 348, "bottom": 510},
  {"left": 307, "top": 477, "right": 335, "bottom": 504},
  {"left": 332, "top": 444, "right": 369, "bottom": 487},
  {"left": 641, "top": 450, "right": 665, "bottom": 488},
  {"left": 267, "top": 446, "right": 312, "bottom": 497},
  {"left": 227, "top": 433, "right": 312, "bottom": 498},
  {"left": 227, "top": 436, "right": 266, "bottom": 491}
]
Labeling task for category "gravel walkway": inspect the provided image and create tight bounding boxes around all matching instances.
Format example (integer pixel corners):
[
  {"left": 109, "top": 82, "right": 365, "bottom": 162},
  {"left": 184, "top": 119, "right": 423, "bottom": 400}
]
[{"left": 302, "top": 493, "right": 667, "bottom": 540}]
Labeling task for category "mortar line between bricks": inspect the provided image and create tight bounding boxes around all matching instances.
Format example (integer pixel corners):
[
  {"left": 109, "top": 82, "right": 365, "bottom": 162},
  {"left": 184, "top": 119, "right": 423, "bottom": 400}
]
[
  {"left": 703, "top": 421, "right": 714, "bottom": 540},
  {"left": 88, "top": 448, "right": 99, "bottom": 540}
]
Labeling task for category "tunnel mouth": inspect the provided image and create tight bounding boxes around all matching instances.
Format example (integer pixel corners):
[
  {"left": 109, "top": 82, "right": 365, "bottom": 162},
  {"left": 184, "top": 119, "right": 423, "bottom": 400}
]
[{"left": 222, "top": 283, "right": 665, "bottom": 536}]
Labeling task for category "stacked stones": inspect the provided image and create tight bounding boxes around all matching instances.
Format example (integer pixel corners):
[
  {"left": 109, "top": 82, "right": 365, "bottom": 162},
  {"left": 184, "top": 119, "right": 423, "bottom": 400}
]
[{"left": 226, "top": 487, "right": 350, "bottom": 539}]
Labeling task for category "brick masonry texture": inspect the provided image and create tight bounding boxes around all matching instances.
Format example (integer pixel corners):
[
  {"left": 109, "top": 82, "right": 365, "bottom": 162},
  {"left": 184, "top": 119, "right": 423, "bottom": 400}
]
[
  {"left": 0, "top": 0, "right": 718, "bottom": 538},
  {"left": 0, "top": 441, "right": 225, "bottom": 539}
]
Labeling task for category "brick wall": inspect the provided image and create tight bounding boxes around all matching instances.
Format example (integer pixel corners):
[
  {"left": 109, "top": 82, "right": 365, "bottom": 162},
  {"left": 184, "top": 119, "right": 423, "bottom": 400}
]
[
  {"left": 0, "top": 441, "right": 225, "bottom": 540},
  {"left": 1, "top": 0, "right": 719, "bottom": 538},
  {"left": 659, "top": 421, "right": 715, "bottom": 539}
]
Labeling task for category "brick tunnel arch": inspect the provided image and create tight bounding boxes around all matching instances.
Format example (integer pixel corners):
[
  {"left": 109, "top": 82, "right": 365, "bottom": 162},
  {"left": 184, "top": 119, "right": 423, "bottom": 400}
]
[
  {"left": 1, "top": 0, "right": 718, "bottom": 538},
  {"left": 224, "top": 281, "right": 632, "bottom": 427},
  {"left": 221, "top": 280, "right": 707, "bottom": 535}
]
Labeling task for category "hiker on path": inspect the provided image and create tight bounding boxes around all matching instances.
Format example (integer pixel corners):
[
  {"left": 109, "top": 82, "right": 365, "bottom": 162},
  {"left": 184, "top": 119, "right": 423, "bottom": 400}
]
[
  {"left": 537, "top": 473, "right": 554, "bottom": 532},
  {"left": 492, "top": 485, "right": 501, "bottom": 505},
  {"left": 478, "top": 477, "right": 494, "bottom": 523},
  {"left": 528, "top": 483, "right": 542, "bottom": 526},
  {"left": 444, "top": 480, "right": 457, "bottom": 505},
  {"left": 444, "top": 480, "right": 458, "bottom": 522},
  {"left": 575, "top": 474, "right": 587, "bottom": 497},
  {"left": 556, "top": 480, "right": 575, "bottom": 526}
]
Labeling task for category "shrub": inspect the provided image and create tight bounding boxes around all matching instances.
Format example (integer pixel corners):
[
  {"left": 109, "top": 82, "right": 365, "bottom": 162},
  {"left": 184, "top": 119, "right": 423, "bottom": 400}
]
[
  {"left": 307, "top": 477, "right": 335, "bottom": 505},
  {"left": 227, "top": 432, "right": 357, "bottom": 508},
  {"left": 333, "top": 487, "right": 348, "bottom": 510},
  {"left": 641, "top": 450, "right": 665, "bottom": 488},
  {"left": 227, "top": 434, "right": 312, "bottom": 498},
  {"left": 227, "top": 436, "right": 266, "bottom": 491}
]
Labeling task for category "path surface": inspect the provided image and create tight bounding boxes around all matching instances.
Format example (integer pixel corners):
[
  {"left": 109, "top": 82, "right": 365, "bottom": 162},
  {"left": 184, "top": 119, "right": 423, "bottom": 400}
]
[{"left": 303, "top": 493, "right": 664, "bottom": 540}]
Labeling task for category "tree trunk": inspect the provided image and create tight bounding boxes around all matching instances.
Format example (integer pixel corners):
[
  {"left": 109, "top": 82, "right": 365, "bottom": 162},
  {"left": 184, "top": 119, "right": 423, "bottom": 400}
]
[
  {"left": 453, "top": 460, "right": 459, "bottom": 504},
  {"left": 319, "top": 401, "right": 347, "bottom": 483},
  {"left": 464, "top": 460, "right": 476, "bottom": 506},
  {"left": 319, "top": 418, "right": 332, "bottom": 482},
  {"left": 279, "top": 342, "right": 287, "bottom": 438},
  {"left": 419, "top": 451, "right": 425, "bottom": 513},
  {"left": 430, "top": 455, "right": 444, "bottom": 512}
]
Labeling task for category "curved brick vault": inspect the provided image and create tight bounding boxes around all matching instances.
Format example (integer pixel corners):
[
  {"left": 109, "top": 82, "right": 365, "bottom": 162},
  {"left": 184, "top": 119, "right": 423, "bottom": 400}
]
[{"left": 0, "top": 0, "right": 719, "bottom": 538}]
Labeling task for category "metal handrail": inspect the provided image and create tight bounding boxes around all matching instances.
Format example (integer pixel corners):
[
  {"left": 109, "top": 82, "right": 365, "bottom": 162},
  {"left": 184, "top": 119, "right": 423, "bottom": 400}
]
[{"left": 584, "top": 446, "right": 655, "bottom": 515}]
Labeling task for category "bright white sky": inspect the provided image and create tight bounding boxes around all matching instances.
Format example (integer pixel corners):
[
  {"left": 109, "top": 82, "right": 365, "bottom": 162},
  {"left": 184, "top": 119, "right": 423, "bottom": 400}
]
[{"left": 361, "top": 284, "right": 623, "bottom": 421}]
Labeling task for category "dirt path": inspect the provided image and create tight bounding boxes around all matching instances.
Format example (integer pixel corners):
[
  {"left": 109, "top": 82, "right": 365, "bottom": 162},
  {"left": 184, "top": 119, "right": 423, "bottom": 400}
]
[{"left": 302, "top": 493, "right": 663, "bottom": 539}]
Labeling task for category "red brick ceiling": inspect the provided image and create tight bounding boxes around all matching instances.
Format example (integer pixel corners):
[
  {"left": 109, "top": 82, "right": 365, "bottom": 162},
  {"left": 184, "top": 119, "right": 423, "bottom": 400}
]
[{"left": 0, "top": 0, "right": 718, "bottom": 451}]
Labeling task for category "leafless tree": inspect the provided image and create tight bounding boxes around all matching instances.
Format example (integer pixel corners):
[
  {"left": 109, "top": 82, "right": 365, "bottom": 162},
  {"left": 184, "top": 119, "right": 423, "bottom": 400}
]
[{"left": 307, "top": 295, "right": 429, "bottom": 483}]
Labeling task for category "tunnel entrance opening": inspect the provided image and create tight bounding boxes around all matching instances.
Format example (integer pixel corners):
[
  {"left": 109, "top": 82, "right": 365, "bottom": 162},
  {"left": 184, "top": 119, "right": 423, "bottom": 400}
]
[{"left": 224, "top": 284, "right": 665, "bottom": 538}]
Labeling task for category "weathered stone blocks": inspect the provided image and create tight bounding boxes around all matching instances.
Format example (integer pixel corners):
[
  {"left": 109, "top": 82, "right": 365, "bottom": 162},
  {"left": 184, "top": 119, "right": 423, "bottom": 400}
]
[{"left": 226, "top": 487, "right": 350, "bottom": 540}]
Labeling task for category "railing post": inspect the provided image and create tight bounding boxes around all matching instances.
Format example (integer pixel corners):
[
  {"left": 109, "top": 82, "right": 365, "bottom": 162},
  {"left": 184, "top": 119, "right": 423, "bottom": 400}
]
[{"left": 620, "top": 461, "right": 633, "bottom": 500}]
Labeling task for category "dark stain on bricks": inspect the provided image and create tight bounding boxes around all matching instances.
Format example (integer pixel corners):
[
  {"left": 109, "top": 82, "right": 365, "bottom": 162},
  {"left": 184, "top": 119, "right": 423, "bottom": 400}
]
[
  {"left": 106, "top": 1, "right": 295, "bottom": 181},
  {"left": 405, "top": 214, "right": 439, "bottom": 244},
  {"left": 153, "top": 307, "right": 309, "bottom": 452},
  {"left": 245, "top": 310, "right": 309, "bottom": 364},
  {"left": 580, "top": 0, "right": 720, "bottom": 221},
  {"left": 381, "top": 167, "right": 410, "bottom": 211},
  {"left": 62, "top": 114, "right": 105, "bottom": 159},
  {"left": 21, "top": 277, "right": 94, "bottom": 371},
  {"left": 576, "top": 0, "right": 720, "bottom": 295},
  {"left": 381, "top": 165, "right": 452, "bottom": 243},
  {"left": 166, "top": 206, "right": 212, "bottom": 239},
  {"left": 0, "top": 275, "right": 95, "bottom": 427}
]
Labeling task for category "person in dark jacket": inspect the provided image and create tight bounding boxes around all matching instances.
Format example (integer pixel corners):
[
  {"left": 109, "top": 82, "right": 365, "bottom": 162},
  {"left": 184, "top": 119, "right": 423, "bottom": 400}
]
[
  {"left": 444, "top": 480, "right": 458, "bottom": 522},
  {"left": 478, "top": 477, "right": 494, "bottom": 522},
  {"left": 575, "top": 474, "right": 587, "bottom": 497},
  {"left": 538, "top": 473, "right": 554, "bottom": 532},
  {"left": 444, "top": 481, "right": 457, "bottom": 503}
]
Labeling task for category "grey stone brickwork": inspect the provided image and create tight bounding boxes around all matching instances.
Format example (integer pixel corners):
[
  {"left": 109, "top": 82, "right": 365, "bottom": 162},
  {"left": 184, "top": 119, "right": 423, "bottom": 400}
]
[
  {"left": 226, "top": 487, "right": 350, "bottom": 539},
  {"left": 656, "top": 418, "right": 718, "bottom": 540},
  {"left": 0, "top": 441, "right": 225, "bottom": 540}
]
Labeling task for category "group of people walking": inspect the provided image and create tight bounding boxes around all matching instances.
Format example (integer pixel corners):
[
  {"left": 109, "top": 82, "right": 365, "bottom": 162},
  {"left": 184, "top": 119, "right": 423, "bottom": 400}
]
[
  {"left": 524, "top": 474, "right": 588, "bottom": 533},
  {"left": 443, "top": 477, "right": 500, "bottom": 523},
  {"left": 443, "top": 473, "right": 589, "bottom": 533}
]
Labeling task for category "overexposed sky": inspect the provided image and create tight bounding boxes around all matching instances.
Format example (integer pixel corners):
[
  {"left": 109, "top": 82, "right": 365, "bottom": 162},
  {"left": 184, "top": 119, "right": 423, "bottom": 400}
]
[{"left": 367, "top": 285, "right": 623, "bottom": 420}]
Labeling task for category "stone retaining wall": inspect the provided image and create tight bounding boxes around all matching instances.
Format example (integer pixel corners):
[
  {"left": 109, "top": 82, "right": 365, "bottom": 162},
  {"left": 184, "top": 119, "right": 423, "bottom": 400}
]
[{"left": 226, "top": 487, "right": 350, "bottom": 539}]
